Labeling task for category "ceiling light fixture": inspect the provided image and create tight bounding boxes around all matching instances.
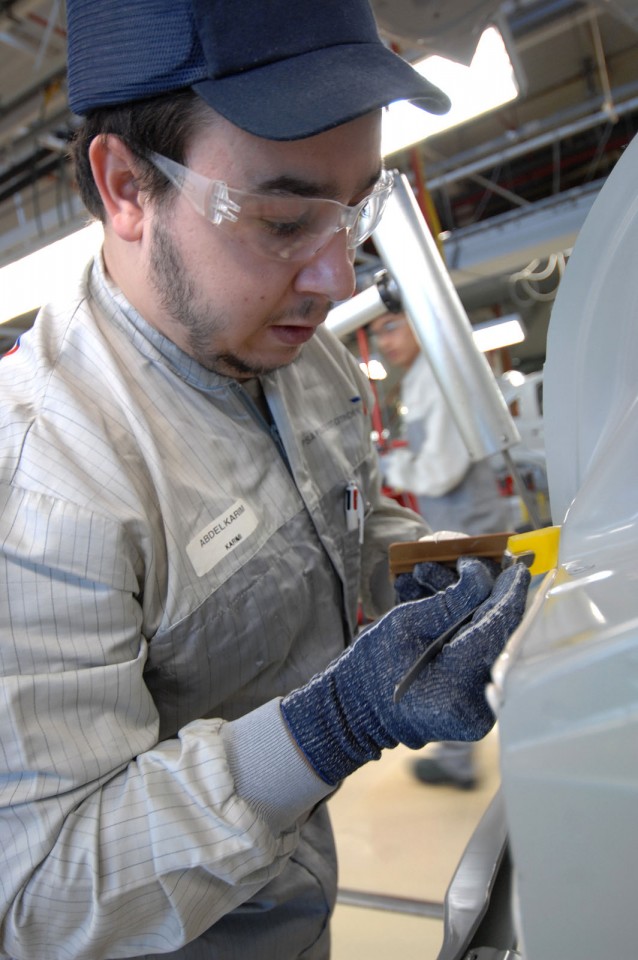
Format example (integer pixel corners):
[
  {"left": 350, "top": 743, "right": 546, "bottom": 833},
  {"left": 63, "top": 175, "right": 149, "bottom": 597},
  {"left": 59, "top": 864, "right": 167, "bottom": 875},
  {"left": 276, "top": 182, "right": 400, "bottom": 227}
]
[
  {"left": 472, "top": 314, "right": 525, "bottom": 353},
  {"left": 359, "top": 358, "right": 388, "bottom": 380},
  {"left": 382, "top": 26, "right": 520, "bottom": 157}
]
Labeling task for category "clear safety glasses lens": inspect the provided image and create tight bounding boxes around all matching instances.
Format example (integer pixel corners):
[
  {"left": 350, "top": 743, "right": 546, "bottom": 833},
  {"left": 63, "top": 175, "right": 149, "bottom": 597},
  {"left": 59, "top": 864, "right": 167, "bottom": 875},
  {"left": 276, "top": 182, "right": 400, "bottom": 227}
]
[{"left": 147, "top": 151, "right": 394, "bottom": 262}]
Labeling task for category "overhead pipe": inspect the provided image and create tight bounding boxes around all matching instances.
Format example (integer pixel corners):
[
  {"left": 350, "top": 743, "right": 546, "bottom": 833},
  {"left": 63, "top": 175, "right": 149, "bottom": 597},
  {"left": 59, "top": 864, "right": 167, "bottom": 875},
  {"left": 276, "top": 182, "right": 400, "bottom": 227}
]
[
  {"left": 505, "top": 0, "right": 588, "bottom": 38},
  {"left": 326, "top": 271, "right": 401, "bottom": 339},
  {"left": 425, "top": 81, "right": 638, "bottom": 190},
  {"left": 588, "top": 11, "right": 617, "bottom": 121}
]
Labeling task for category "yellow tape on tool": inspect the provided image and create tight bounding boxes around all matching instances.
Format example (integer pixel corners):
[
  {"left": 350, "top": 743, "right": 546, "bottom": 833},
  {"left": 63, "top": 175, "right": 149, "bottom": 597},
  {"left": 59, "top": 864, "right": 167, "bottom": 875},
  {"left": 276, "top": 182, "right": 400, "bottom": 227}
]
[{"left": 504, "top": 525, "right": 561, "bottom": 576}]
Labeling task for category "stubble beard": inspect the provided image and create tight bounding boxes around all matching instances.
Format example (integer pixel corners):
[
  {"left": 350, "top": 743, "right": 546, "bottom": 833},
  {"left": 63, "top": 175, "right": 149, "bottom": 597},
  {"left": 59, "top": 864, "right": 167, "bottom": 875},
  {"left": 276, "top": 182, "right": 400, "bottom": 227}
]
[{"left": 149, "top": 219, "right": 323, "bottom": 378}]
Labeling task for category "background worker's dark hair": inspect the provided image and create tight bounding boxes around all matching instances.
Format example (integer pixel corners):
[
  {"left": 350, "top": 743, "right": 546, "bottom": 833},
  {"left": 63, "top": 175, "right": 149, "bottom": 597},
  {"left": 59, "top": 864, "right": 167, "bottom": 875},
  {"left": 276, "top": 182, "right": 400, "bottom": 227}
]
[{"left": 70, "top": 89, "right": 213, "bottom": 220}]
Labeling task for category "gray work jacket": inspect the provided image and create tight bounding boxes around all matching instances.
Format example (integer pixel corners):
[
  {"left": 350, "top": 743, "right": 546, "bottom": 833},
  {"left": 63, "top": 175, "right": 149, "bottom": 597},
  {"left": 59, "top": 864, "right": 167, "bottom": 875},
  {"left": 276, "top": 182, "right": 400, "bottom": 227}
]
[{"left": 0, "top": 256, "right": 426, "bottom": 960}]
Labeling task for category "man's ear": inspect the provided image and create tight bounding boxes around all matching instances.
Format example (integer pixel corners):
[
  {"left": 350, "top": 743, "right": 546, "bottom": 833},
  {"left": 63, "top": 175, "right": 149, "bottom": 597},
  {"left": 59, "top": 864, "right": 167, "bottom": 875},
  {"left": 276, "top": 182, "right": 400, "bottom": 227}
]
[{"left": 89, "top": 135, "right": 146, "bottom": 241}]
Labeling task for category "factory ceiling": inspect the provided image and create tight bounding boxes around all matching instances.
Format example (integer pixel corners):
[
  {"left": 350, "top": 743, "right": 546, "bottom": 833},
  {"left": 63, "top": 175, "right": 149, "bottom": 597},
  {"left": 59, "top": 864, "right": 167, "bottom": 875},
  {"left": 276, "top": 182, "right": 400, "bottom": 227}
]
[{"left": 1, "top": 0, "right": 637, "bottom": 359}]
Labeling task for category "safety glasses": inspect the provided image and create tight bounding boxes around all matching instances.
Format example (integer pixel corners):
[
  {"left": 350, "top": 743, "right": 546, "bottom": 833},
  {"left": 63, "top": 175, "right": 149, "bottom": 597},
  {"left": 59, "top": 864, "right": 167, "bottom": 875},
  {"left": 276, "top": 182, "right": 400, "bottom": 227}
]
[{"left": 146, "top": 151, "right": 394, "bottom": 262}]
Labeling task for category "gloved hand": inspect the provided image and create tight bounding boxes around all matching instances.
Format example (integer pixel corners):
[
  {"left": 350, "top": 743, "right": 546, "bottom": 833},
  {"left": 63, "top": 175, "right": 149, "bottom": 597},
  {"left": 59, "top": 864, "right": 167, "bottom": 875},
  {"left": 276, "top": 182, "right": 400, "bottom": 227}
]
[
  {"left": 394, "top": 557, "right": 501, "bottom": 603},
  {"left": 281, "top": 557, "right": 530, "bottom": 786}
]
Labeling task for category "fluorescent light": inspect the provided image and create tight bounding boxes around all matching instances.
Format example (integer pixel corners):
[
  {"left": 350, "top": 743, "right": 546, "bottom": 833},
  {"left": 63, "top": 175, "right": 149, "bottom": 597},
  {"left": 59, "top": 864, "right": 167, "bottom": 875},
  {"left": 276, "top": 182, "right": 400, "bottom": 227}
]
[
  {"left": 359, "top": 359, "right": 388, "bottom": 381},
  {"left": 0, "top": 222, "right": 103, "bottom": 325},
  {"left": 472, "top": 314, "right": 525, "bottom": 353},
  {"left": 382, "top": 26, "right": 519, "bottom": 156},
  {"left": 500, "top": 369, "right": 526, "bottom": 388}
]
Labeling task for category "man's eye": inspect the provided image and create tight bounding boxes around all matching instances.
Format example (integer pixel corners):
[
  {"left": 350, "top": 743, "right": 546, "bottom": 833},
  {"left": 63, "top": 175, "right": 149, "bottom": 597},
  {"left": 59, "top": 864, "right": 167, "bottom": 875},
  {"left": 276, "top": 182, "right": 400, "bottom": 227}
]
[{"left": 260, "top": 218, "right": 307, "bottom": 238}]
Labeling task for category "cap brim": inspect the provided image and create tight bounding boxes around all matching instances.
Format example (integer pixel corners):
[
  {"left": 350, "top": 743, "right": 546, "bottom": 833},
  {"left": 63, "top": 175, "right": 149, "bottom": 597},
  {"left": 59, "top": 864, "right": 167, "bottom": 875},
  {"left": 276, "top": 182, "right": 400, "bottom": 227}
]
[{"left": 193, "top": 43, "right": 450, "bottom": 141}]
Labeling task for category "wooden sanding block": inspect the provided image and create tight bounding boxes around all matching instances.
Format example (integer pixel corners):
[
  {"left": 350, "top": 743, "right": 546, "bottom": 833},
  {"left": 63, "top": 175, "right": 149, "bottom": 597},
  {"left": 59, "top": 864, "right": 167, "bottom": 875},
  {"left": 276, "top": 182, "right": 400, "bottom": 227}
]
[{"left": 388, "top": 532, "right": 514, "bottom": 576}]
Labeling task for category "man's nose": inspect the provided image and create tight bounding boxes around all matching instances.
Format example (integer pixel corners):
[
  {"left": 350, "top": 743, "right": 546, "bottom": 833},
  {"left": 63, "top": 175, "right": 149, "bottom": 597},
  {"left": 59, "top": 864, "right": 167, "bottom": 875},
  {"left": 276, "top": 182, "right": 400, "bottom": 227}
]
[{"left": 293, "top": 230, "right": 357, "bottom": 304}]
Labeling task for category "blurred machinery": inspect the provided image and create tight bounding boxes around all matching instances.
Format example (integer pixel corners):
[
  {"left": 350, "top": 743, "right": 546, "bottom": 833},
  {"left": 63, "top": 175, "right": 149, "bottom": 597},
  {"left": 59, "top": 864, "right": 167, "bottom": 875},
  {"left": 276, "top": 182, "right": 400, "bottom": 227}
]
[{"left": 327, "top": 172, "right": 543, "bottom": 529}]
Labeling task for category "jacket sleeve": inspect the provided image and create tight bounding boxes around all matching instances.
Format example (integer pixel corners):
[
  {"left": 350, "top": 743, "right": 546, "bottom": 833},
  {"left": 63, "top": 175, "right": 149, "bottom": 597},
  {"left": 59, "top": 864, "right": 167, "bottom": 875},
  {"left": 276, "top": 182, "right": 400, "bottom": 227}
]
[{"left": 0, "top": 482, "right": 332, "bottom": 960}]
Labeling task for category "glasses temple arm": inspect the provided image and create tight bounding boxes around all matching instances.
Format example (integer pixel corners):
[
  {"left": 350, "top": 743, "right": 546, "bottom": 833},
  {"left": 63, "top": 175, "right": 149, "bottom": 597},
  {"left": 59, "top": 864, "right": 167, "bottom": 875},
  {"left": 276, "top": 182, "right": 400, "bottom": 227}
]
[{"left": 147, "top": 152, "right": 240, "bottom": 225}]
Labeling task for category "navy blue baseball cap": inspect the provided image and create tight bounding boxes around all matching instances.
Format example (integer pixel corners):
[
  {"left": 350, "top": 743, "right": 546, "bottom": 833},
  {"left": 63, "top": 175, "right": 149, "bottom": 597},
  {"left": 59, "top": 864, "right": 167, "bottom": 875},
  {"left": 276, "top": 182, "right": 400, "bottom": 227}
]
[{"left": 66, "top": 0, "right": 450, "bottom": 140}]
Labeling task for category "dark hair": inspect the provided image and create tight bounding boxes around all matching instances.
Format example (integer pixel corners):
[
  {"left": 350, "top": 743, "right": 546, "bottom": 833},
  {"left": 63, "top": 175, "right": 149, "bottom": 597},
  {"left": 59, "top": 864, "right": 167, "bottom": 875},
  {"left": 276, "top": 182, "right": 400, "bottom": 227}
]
[{"left": 70, "top": 88, "right": 213, "bottom": 220}]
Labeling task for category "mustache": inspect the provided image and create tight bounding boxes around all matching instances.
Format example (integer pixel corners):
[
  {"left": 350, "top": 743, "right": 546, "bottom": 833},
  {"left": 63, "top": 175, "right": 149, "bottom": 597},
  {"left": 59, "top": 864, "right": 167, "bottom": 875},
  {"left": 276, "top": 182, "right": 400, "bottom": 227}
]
[{"left": 274, "top": 299, "right": 330, "bottom": 325}]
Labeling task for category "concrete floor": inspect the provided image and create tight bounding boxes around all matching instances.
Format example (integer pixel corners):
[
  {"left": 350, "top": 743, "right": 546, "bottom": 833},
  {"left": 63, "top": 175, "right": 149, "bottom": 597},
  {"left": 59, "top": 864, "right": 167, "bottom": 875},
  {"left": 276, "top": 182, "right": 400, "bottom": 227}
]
[{"left": 328, "top": 728, "right": 501, "bottom": 959}]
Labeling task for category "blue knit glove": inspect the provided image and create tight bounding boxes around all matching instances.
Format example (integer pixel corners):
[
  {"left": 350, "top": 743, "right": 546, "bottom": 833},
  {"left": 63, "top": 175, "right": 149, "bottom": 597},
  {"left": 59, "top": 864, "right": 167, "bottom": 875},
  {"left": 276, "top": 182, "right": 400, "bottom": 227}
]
[
  {"left": 394, "top": 558, "right": 501, "bottom": 603},
  {"left": 281, "top": 558, "right": 530, "bottom": 786}
]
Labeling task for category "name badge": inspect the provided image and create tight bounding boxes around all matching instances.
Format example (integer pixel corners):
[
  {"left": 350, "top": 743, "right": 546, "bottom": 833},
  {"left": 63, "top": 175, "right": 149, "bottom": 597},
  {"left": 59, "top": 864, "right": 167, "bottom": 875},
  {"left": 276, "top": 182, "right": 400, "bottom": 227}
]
[{"left": 187, "top": 499, "right": 258, "bottom": 576}]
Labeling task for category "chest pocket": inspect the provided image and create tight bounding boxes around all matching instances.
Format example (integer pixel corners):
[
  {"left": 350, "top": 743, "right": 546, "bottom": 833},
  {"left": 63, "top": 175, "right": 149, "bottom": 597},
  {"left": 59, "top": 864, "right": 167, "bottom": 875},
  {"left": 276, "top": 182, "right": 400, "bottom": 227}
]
[
  {"left": 293, "top": 398, "right": 374, "bottom": 630},
  {"left": 144, "top": 506, "right": 348, "bottom": 739}
]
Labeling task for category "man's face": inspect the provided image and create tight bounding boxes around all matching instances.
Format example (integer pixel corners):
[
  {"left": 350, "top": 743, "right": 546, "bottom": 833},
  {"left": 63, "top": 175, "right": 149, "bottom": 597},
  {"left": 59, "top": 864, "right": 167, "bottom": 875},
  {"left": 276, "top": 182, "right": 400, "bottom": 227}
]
[
  {"left": 141, "top": 110, "right": 383, "bottom": 378},
  {"left": 369, "top": 313, "right": 420, "bottom": 370}
]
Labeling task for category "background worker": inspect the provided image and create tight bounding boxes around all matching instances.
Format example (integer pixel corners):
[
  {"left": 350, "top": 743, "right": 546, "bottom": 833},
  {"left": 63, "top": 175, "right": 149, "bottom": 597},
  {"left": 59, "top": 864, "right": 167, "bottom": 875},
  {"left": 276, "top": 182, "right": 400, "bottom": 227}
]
[
  {"left": 371, "top": 310, "right": 511, "bottom": 790},
  {"left": 372, "top": 310, "right": 510, "bottom": 537},
  {"left": 0, "top": 2, "right": 530, "bottom": 958}
]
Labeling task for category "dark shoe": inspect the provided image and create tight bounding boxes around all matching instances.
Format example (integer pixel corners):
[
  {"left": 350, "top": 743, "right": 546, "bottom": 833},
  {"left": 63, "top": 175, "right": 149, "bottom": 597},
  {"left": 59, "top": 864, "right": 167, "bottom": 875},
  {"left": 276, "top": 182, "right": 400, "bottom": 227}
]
[{"left": 413, "top": 758, "right": 477, "bottom": 791}]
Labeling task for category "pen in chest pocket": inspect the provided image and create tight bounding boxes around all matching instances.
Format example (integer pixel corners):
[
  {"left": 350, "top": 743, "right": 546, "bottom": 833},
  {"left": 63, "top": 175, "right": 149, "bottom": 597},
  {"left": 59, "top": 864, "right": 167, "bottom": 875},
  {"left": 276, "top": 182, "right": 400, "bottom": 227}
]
[{"left": 345, "top": 481, "right": 365, "bottom": 544}]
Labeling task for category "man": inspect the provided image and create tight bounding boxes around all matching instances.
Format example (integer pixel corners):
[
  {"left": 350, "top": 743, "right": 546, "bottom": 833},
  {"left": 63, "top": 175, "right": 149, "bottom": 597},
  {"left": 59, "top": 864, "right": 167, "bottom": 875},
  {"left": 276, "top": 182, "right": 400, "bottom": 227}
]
[
  {"left": 0, "top": 2, "right": 529, "bottom": 958},
  {"left": 372, "top": 310, "right": 511, "bottom": 791},
  {"left": 372, "top": 311, "right": 511, "bottom": 537}
]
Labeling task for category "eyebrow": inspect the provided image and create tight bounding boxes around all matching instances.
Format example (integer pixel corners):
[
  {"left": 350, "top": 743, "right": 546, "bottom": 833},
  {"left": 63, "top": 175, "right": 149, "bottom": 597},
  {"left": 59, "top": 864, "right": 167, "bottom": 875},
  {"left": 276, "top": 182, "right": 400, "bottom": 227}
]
[{"left": 252, "top": 168, "right": 383, "bottom": 201}]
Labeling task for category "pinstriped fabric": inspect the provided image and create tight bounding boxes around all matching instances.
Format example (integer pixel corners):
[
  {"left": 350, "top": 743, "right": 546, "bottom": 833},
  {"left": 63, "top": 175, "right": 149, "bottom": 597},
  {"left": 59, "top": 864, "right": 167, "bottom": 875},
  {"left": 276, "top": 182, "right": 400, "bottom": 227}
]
[{"left": 0, "top": 256, "right": 427, "bottom": 959}]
